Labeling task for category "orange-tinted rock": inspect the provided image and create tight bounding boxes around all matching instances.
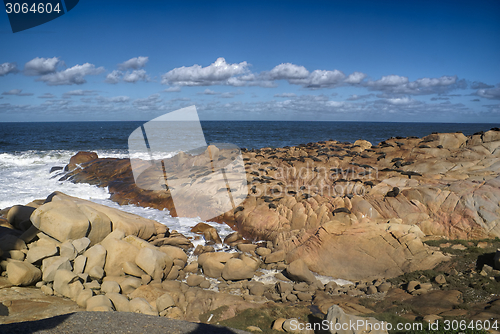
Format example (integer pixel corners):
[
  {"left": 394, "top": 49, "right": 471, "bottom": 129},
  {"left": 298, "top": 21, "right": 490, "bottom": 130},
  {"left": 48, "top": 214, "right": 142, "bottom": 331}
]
[{"left": 65, "top": 151, "right": 98, "bottom": 171}]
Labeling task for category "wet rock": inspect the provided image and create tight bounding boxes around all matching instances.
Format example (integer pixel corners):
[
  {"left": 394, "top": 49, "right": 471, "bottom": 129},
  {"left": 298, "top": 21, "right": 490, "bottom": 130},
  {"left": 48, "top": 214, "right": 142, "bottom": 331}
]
[
  {"left": 66, "top": 151, "right": 98, "bottom": 171},
  {"left": 191, "top": 222, "right": 222, "bottom": 244}
]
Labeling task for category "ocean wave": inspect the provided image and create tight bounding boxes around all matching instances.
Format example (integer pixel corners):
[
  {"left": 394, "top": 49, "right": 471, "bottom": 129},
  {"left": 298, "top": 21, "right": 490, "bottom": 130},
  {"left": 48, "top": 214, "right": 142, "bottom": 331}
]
[{"left": 0, "top": 149, "right": 233, "bottom": 244}]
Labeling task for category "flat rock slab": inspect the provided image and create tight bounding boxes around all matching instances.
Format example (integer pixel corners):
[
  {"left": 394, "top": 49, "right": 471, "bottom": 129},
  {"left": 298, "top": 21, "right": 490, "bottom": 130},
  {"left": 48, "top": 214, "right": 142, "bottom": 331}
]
[
  {"left": 0, "top": 279, "right": 81, "bottom": 324},
  {"left": 0, "top": 312, "right": 251, "bottom": 334}
]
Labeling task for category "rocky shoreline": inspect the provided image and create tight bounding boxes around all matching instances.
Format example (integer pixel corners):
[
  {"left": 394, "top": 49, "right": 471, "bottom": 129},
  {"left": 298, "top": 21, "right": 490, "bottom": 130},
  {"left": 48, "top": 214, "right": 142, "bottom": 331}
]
[{"left": 1, "top": 129, "right": 500, "bottom": 333}]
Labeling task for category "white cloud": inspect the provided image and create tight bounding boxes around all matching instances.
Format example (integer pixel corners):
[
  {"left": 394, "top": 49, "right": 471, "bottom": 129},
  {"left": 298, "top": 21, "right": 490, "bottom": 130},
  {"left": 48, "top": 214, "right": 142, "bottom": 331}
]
[
  {"left": 164, "top": 86, "right": 181, "bottom": 92},
  {"left": 118, "top": 56, "right": 149, "bottom": 70},
  {"left": 170, "top": 97, "right": 191, "bottom": 102},
  {"left": 105, "top": 60, "right": 149, "bottom": 84},
  {"left": 264, "top": 63, "right": 353, "bottom": 89},
  {"left": 96, "top": 95, "right": 130, "bottom": 103},
  {"left": 38, "top": 93, "right": 55, "bottom": 99},
  {"left": 219, "top": 90, "right": 244, "bottom": 98},
  {"left": 477, "top": 86, "right": 500, "bottom": 100},
  {"left": 227, "top": 74, "right": 276, "bottom": 87},
  {"left": 366, "top": 75, "right": 465, "bottom": 95},
  {"left": 38, "top": 63, "right": 104, "bottom": 85},
  {"left": 105, "top": 70, "right": 122, "bottom": 84},
  {"left": 197, "top": 89, "right": 243, "bottom": 98},
  {"left": 274, "top": 93, "right": 297, "bottom": 98},
  {"left": 471, "top": 81, "right": 494, "bottom": 89},
  {"left": 24, "top": 57, "right": 62, "bottom": 76},
  {"left": 0, "top": 62, "right": 18, "bottom": 76},
  {"left": 347, "top": 94, "right": 373, "bottom": 101},
  {"left": 132, "top": 94, "right": 162, "bottom": 110},
  {"left": 289, "top": 69, "right": 346, "bottom": 88},
  {"left": 268, "top": 63, "right": 309, "bottom": 80},
  {"left": 2, "top": 89, "right": 33, "bottom": 96},
  {"left": 199, "top": 89, "right": 220, "bottom": 95},
  {"left": 384, "top": 97, "right": 416, "bottom": 105},
  {"left": 123, "top": 69, "right": 149, "bottom": 83},
  {"left": 368, "top": 74, "right": 409, "bottom": 87},
  {"left": 344, "top": 71, "right": 367, "bottom": 84},
  {"left": 161, "top": 57, "right": 249, "bottom": 86},
  {"left": 63, "top": 90, "right": 96, "bottom": 97}
]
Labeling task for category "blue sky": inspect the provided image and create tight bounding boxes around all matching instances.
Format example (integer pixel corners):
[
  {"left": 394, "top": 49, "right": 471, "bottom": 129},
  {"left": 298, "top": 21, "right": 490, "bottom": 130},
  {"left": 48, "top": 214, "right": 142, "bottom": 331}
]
[{"left": 0, "top": 0, "right": 499, "bottom": 122}]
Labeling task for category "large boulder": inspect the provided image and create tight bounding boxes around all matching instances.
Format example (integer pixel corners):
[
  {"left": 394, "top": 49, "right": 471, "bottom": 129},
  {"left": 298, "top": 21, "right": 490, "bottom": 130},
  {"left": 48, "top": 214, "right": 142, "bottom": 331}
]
[
  {"left": 129, "top": 297, "right": 158, "bottom": 316},
  {"left": 38, "top": 192, "right": 163, "bottom": 241},
  {"left": 53, "top": 269, "right": 84, "bottom": 300},
  {"left": 66, "top": 151, "right": 98, "bottom": 171},
  {"left": 26, "top": 245, "right": 58, "bottom": 264},
  {"left": 286, "top": 259, "right": 316, "bottom": 284},
  {"left": 7, "top": 261, "right": 41, "bottom": 286},
  {"left": 0, "top": 234, "right": 27, "bottom": 252},
  {"left": 42, "top": 256, "right": 72, "bottom": 282},
  {"left": 198, "top": 252, "right": 235, "bottom": 278},
  {"left": 76, "top": 204, "right": 112, "bottom": 245},
  {"left": 222, "top": 258, "right": 256, "bottom": 281},
  {"left": 6, "top": 205, "right": 36, "bottom": 230},
  {"left": 83, "top": 244, "right": 107, "bottom": 275},
  {"left": 30, "top": 199, "right": 90, "bottom": 242},
  {"left": 135, "top": 247, "right": 172, "bottom": 281},
  {"left": 283, "top": 222, "right": 448, "bottom": 281},
  {"left": 86, "top": 295, "right": 114, "bottom": 312},
  {"left": 101, "top": 233, "right": 140, "bottom": 276}
]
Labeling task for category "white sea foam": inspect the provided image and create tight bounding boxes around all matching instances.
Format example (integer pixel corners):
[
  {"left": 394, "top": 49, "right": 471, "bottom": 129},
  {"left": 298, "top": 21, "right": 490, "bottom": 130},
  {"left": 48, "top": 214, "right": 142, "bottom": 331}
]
[
  {"left": 252, "top": 269, "right": 352, "bottom": 286},
  {"left": 0, "top": 150, "right": 234, "bottom": 243}
]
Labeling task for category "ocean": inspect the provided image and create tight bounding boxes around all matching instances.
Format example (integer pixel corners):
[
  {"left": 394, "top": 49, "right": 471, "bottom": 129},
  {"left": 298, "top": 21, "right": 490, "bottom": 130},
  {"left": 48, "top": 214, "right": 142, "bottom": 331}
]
[{"left": 0, "top": 121, "right": 496, "bottom": 247}]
